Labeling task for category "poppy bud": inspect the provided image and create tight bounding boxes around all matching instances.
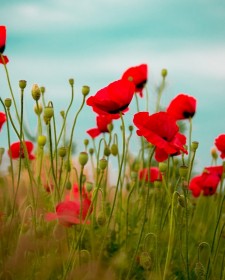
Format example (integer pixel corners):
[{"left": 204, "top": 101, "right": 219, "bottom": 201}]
[
  {"left": 58, "top": 147, "right": 67, "bottom": 158},
  {"left": 179, "top": 165, "right": 188, "bottom": 178},
  {"left": 34, "top": 103, "right": 43, "bottom": 115},
  {"left": 154, "top": 179, "right": 162, "bottom": 188},
  {"left": 40, "top": 86, "right": 45, "bottom": 94},
  {"left": 86, "top": 181, "right": 93, "bottom": 192},
  {"left": 159, "top": 162, "right": 167, "bottom": 173},
  {"left": 107, "top": 123, "right": 114, "bottom": 132},
  {"left": 4, "top": 98, "right": 12, "bottom": 108},
  {"left": 111, "top": 144, "right": 118, "bottom": 156},
  {"left": 69, "top": 78, "right": 74, "bottom": 86},
  {"left": 104, "top": 146, "right": 111, "bottom": 157},
  {"left": 161, "top": 69, "right": 168, "bottom": 78},
  {"left": 44, "top": 106, "right": 54, "bottom": 120},
  {"left": 79, "top": 152, "right": 88, "bottom": 166},
  {"left": 31, "top": 84, "right": 41, "bottom": 101},
  {"left": 89, "top": 148, "right": 94, "bottom": 156},
  {"left": 38, "top": 135, "right": 47, "bottom": 147},
  {"left": 19, "top": 80, "right": 27, "bottom": 90},
  {"left": 99, "top": 158, "right": 107, "bottom": 170},
  {"left": 97, "top": 212, "right": 107, "bottom": 226},
  {"left": 191, "top": 141, "right": 199, "bottom": 152},
  {"left": 139, "top": 252, "right": 152, "bottom": 270},
  {"left": 211, "top": 147, "right": 218, "bottom": 160},
  {"left": 66, "top": 180, "right": 72, "bottom": 190},
  {"left": 82, "top": 85, "right": 90, "bottom": 97},
  {"left": 129, "top": 125, "right": 133, "bottom": 132},
  {"left": 83, "top": 139, "right": 89, "bottom": 147},
  {"left": 60, "top": 110, "right": 65, "bottom": 118},
  {"left": 194, "top": 262, "right": 206, "bottom": 278}
]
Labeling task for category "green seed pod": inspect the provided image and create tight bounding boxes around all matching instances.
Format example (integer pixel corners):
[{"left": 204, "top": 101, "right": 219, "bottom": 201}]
[
  {"left": 191, "top": 141, "right": 199, "bottom": 152},
  {"left": 99, "top": 158, "right": 108, "bottom": 170},
  {"left": 69, "top": 78, "right": 74, "bottom": 86},
  {"left": 83, "top": 139, "right": 89, "bottom": 147},
  {"left": 79, "top": 152, "right": 89, "bottom": 166},
  {"left": 104, "top": 146, "right": 111, "bottom": 157},
  {"left": 19, "top": 80, "right": 27, "bottom": 89},
  {"left": 31, "top": 84, "right": 41, "bottom": 101},
  {"left": 82, "top": 85, "right": 90, "bottom": 96},
  {"left": 139, "top": 252, "right": 152, "bottom": 270},
  {"left": 161, "top": 68, "right": 168, "bottom": 78},
  {"left": 4, "top": 98, "right": 12, "bottom": 108},
  {"left": 111, "top": 144, "right": 118, "bottom": 156},
  {"left": 37, "top": 135, "right": 47, "bottom": 147},
  {"left": 179, "top": 165, "right": 188, "bottom": 178},
  {"left": 211, "top": 147, "right": 218, "bottom": 160},
  {"left": 128, "top": 125, "right": 133, "bottom": 132},
  {"left": 58, "top": 146, "right": 67, "bottom": 158}
]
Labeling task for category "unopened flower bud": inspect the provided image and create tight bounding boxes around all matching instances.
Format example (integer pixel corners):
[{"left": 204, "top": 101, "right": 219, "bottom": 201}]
[
  {"left": 104, "top": 146, "right": 111, "bottom": 157},
  {"left": 79, "top": 152, "right": 88, "bottom": 166},
  {"left": 40, "top": 86, "right": 45, "bottom": 94},
  {"left": 194, "top": 262, "right": 206, "bottom": 278},
  {"left": 31, "top": 84, "right": 41, "bottom": 101},
  {"left": 154, "top": 179, "right": 162, "bottom": 188},
  {"left": 161, "top": 69, "right": 168, "bottom": 78},
  {"left": 89, "top": 148, "right": 94, "bottom": 155},
  {"left": 83, "top": 139, "right": 89, "bottom": 147},
  {"left": 99, "top": 158, "right": 107, "bottom": 170},
  {"left": 66, "top": 181, "right": 72, "bottom": 190},
  {"left": 97, "top": 212, "right": 107, "bottom": 226},
  {"left": 44, "top": 106, "right": 54, "bottom": 120},
  {"left": 34, "top": 103, "right": 43, "bottom": 115},
  {"left": 60, "top": 111, "right": 65, "bottom": 119},
  {"left": 58, "top": 147, "right": 67, "bottom": 158},
  {"left": 4, "top": 98, "right": 12, "bottom": 108},
  {"left": 129, "top": 125, "right": 133, "bottom": 132},
  {"left": 107, "top": 123, "right": 113, "bottom": 132},
  {"left": 139, "top": 252, "right": 152, "bottom": 270},
  {"left": 82, "top": 85, "right": 90, "bottom": 96},
  {"left": 69, "top": 78, "right": 74, "bottom": 86},
  {"left": 179, "top": 165, "right": 188, "bottom": 178},
  {"left": 111, "top": 144, "right": 118, "bottom": 156},
  {"left": 211, "top": 147, "right": 218, "bottom": 160},
  {"left": 159, "top": 162, "right": 167, "bottom": 173},
  {"left": 37, "top": 135, "right": 47, "bottom": 147},
  {"left": 19, "top": 80, "right": 27, "bottom": 90},
  {"left": 86, "top": 181, "right": 93, "bottom": 192},
  {"left": 191, "top": 141, "right": 199, "bottom": 152}
]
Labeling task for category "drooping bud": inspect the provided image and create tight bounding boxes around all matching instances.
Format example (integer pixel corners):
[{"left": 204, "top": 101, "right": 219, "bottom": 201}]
[
  {"left": 19, "top": 80, "right": 27, "bottom": 90},
  {"left": 194, "top": 262, "right": 206, "bottom": 278},
  {"left": 37, "top": 135, "right": 47, "bottom": 147},
  {"left": 86, "top": 181, "right": 93, "bottom": 192},
  {"left": 139, "top": 252, "right": 152, "bottom": 270},
  {"left": 60, "top": 110, "right": 65, "bottom": 119},
  {"left": 111, "top": 144, "right": 118, "bottom": 156},
  {"left": 4, "top": 98, "right": 12, "bottom": 108},
  {"left": 128, "top": 125, "right": 133, "bottom": 132},
  {"left": 69, "top": 78, "right": 74, "bottom": 86},
  {"left": 97, "top": 212, "right": 107, "bottom": 226},
  {"left": 31, "top": 84, "right": 41, "bottom": 101},
  {"left": 40, "top": 86, "right": 45, "bottom": 94},
  {"left": 34, "top": 103, "right": 43, "bottom": 115},
  {"left": 66, "top": 180, "right": 72, "bottom": 190},
  {"left": 43, "top": 105, "right": 54, "bottom": 123},
  {"left": 104, "top": 146, "right": 111, "bottom": 157},
  {"left": 79, "top": 152, "right": 89, "bottom": 166},
  {"left": 82, "top": 85, "right": 90, "bottom": 96}
]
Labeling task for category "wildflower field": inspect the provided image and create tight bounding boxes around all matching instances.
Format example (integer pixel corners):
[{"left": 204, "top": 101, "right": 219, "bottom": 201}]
[{"left": 1, "top": 25, "right": 225, "bottom": 280}]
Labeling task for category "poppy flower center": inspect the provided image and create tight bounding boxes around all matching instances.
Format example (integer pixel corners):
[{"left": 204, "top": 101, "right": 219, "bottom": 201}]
[
  {"left": 108, "top": 103, "right": 129, "bottom": 114},
  {"left": 136, "top": 80, "right": 147, "bottom": 89},
  {"left": 183, "top": 111, "right": 195, "bottom": 118},
  {"left": 0, "top": 45, "right": 5, "bottom": 53}
]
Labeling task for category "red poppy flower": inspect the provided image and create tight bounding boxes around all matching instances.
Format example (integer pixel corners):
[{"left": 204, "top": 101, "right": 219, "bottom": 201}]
[
  {"left": 8, "top": 141, "right": 35, "bottom": 160},
  {"left": 46, "top": 183, "right": 92, "bottom": 227},
  {"left": 215, "top": 134, "right": 225, "bottom": 159},
  {"left": 0, "top": 112, "right": 6, "bottom": 131},
  {"left": 139, "top": 167, "right": 162, "bottom": 183},
  {"left": 86, "top": 114, "right": 119, "bottom": 138},
  {"left": 189, "top": 165, "right": 223, "bottom": 197},
  {"left": 121, "top": 64, "right": 148, "bottom": 97},
  {"left": 166, "top": 94, "right": 197, "bottom": 120},
  {"left": 133, "top": 111, "right": 187, "bottom": 162},
  {"left": 0, "top": 26, "right": 9, "bottom": 65},
  {"left": 86, "top": 79, "right": 135, "bottom": 115}
]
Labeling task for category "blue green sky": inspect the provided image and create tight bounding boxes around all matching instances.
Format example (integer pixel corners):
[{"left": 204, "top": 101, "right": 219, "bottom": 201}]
[{"left": 1, "top": 0, "right": 225, "bottom": 171}]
